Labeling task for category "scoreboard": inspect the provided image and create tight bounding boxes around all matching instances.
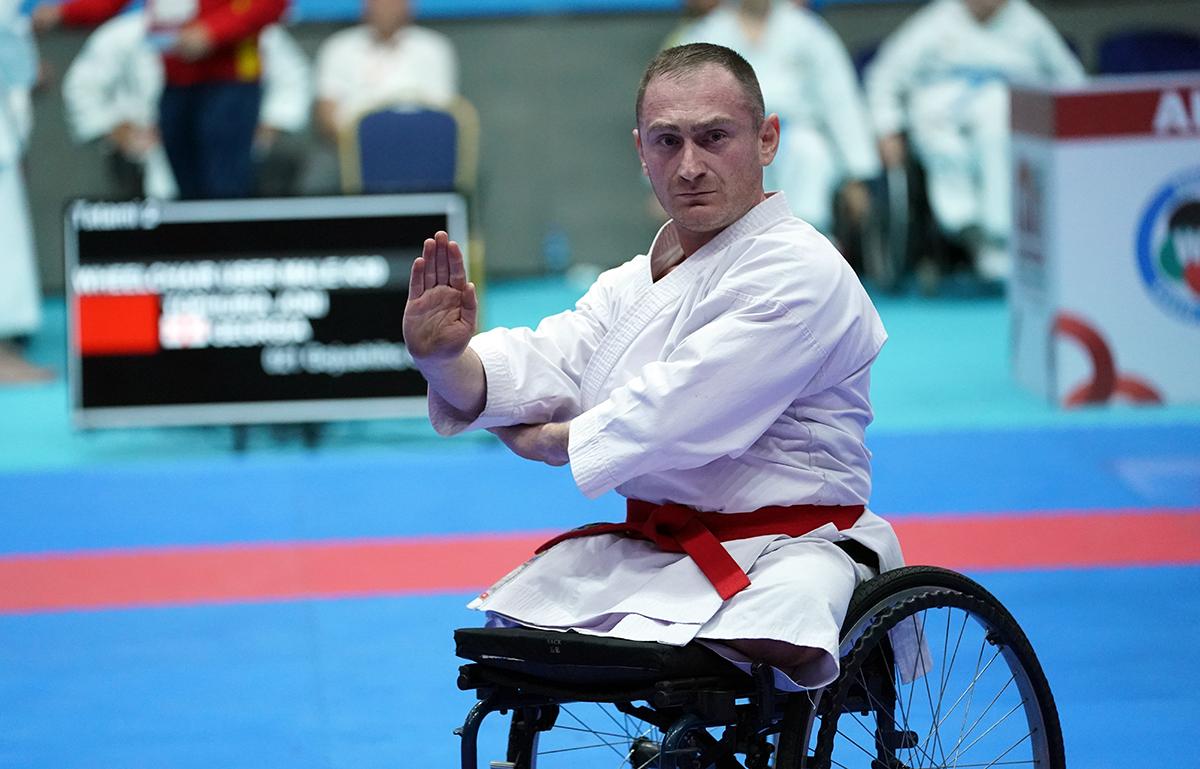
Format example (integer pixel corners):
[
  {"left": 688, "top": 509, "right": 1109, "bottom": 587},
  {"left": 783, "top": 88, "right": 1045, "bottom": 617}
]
[{"left": 65, "top": 194, "right": 468, "bottom": 428}]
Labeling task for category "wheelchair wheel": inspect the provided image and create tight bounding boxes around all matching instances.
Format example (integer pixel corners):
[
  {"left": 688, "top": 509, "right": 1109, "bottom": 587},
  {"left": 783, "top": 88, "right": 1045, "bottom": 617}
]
[
  {"left": 795, "top": 566, "right": 1064, "bottom": 769},
  {"left": 860, "top": 167, "right": 913, "bottom": 294},
  {"left": 504, "top": 702, "right": 767, "bottom": 769},
  {"left": 502, "top": 701, "right": 668, "bottom": 768}
]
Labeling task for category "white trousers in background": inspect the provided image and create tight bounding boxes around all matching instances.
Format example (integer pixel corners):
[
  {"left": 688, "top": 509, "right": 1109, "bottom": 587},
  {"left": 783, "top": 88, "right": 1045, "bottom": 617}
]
[
  {"left": 0, "top": 159, "right": 40, "bottom": 338},
  {"left": 909, "top": 80, "right": 1013, "bottom": 244}
]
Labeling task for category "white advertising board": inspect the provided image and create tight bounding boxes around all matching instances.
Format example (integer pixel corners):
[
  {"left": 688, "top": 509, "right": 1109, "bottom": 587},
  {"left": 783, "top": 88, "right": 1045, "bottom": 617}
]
[{"left": 1010, "top": 75, "right": 1200, "bottom": 405}]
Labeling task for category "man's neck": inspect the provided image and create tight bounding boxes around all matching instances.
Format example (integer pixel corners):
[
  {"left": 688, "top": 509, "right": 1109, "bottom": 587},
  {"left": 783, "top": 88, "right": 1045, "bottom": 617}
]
[
  {"left": 675, "top": 195, "right": 767, "bottom": 257},
  {"left": 370, "top": 24, "right": 407, "bottom": 43}
]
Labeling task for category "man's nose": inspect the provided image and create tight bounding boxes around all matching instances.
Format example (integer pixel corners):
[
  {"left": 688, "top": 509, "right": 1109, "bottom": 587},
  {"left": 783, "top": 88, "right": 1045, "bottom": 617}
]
[{"left": 677, "top": 141, "right": 706, "bottom": 181}]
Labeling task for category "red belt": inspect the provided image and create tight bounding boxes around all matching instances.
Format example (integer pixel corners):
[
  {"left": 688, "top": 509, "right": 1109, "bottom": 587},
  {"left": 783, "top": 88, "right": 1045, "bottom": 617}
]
[{"left": 536, "top": 499, "right": 864, "bottom": 600}]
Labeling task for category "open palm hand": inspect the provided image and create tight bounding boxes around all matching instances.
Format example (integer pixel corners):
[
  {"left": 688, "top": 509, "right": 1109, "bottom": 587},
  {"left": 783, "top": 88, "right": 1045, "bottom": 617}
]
[{"left": 403, "top": 231, "right": 478, "bottom": 361}]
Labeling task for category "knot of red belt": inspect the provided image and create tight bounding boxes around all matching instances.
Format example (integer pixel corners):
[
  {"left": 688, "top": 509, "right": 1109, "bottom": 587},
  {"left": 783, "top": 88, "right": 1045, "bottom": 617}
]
[{"left": 536, "top": 499, "right": 864, "bottom": 601}]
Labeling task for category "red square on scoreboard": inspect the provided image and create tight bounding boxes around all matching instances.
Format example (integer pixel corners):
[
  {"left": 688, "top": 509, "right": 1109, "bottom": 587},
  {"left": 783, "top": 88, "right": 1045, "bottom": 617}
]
[{"left": 77, "top": 294, "right": 161, "bottom": 356}]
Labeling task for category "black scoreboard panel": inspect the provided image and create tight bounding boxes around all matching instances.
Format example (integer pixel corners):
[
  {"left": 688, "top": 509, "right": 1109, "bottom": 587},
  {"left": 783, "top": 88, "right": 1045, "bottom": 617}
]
[{"left": 65, "top": 194, "right": 468, "bottom": 428}]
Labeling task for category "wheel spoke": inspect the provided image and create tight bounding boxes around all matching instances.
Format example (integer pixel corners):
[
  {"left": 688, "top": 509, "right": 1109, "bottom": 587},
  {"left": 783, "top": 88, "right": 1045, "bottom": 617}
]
[
  {"left": 844, "top": 667, "right": 941, "bottom": 769},
  {"left": 946, "top": 699, "right": 1027, "bottom": 766},
  {"left": 538, "top": 743, "right": 633, "bottom": 756},
  {"left": 549, "top": 723, "right": 644, "bottom": 741},
  {"left": 935, "top": 645, "right": 1004, "bottom": 736},
  {"left": 557, "top": 705, "right": 629, "bottom": 760},
  {"left": 932, "top": 607, "right": 971, "bottom": 766},
  {"left": 597, "top": 701, "right": 636, "bottom": 737}
]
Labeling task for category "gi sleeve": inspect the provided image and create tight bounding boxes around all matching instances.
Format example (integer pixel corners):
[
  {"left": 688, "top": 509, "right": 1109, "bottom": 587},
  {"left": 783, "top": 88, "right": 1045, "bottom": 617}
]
[
  {"left": 314, "top": 32, "right": 347, "bottom": 102},
  {"left": 259, "top": 25, "right": 311, "bottom": 131},
  {"left": 422, "top": 32, "right": 458, "bottom": 106},
  {"left": 810, "top": 18, "right": 881, "bottom": 181},
  {"left": 1033, "top": 18, "right": 1086, "bottom": 86},
  {"left": 863, "top": 7, "right": 935, "bottom": 137},
  {"left": 427, "top": 264, "right": 622, "bottom": 435},
  {"left": 60, "top": 15, "right": 133, "bottom": 143},
  {"left": 568, "top": 255, "right": 885, "bottom": 499}
]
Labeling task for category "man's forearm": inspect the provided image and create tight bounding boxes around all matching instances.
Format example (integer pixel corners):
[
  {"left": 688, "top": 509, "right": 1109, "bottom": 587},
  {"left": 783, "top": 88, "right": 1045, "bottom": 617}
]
[
  {"left": 314, "top": 99, "right": 340, "bottom": 144},
  {"left": 489, "top": 422, "right": 570, "bottom": 466},
  {"left": 415, "top": 347, "right": 487, "bottom": 420}
]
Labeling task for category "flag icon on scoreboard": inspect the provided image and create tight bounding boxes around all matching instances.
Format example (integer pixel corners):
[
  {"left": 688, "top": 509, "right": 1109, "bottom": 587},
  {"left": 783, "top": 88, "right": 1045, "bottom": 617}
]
[{"left": 76, "top": 294, "right": 161, "bottom": 356}]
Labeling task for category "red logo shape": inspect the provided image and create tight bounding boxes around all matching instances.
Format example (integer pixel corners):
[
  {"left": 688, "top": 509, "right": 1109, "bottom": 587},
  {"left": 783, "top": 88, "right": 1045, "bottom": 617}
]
[{"left": 1052, "top": 313, "right": 1162, "bottom": 406}]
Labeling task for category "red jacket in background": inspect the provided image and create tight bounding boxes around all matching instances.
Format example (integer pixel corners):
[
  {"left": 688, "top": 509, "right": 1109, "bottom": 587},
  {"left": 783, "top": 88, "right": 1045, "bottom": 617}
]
[{"left": 58, "top": 0, "right": 288, "bottom": 85}]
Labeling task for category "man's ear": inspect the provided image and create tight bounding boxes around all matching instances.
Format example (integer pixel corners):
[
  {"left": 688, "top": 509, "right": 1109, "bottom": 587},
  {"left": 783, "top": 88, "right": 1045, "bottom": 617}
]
[
  {"left": 633, "top": 128, "right": 649, "bottom": 176},
  {"left": 759, "top": 114, "right": 781, "bottom": 167}
]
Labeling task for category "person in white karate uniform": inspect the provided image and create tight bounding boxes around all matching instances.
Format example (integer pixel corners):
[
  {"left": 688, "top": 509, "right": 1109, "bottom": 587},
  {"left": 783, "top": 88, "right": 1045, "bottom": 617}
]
[
  {"left": 61, "top": 10, "right": 312, "bottom": 199},
  {"left": 0, "top": 0, "right": 50, "bottom": 383},
  {"left": 680, "top": 0, "right": 880, "bottom": 236},
  {"left": 865, "top": 0, "right": 1084, "bottom": 281},
  {"left": 404, "top": 43, "right": 903, "bottom": 690}
]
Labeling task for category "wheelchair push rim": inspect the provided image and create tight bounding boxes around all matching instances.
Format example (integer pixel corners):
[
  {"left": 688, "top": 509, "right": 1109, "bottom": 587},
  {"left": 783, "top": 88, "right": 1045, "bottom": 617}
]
[{"left": 807, "top": 566, "right": 1064, "bottom": 769}]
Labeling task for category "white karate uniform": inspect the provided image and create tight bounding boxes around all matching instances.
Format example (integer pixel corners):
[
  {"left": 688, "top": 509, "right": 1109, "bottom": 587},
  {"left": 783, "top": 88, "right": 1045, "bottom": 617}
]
[
  {"left": 431, "top": 194, "right": 905, "bottom": 690},
  {"left": 865, "top": 0, "right": 1084, "bottom": 248},
  {"left": 61, "top": 11, "right": 312, "bottom": 199},
  {"left": 681, "top": 3, "right": 881, "bottom": 233},
  {"left": 314, "top": 24, "right": 458, "bottom": 129},
  {"left": 0, "top": 2, "right": 41, "bottom": 338}
]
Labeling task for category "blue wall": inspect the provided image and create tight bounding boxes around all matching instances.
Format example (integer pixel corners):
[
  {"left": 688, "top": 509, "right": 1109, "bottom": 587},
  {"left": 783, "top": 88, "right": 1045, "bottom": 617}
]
[{"left": 20, "top": 0, "right": 879, "bottom": 24}]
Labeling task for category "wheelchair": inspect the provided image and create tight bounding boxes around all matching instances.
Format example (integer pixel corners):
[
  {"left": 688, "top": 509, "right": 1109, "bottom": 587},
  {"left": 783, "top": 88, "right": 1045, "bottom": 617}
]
[
  {"left": 454, "top": 565, "right": 1063, "bottom": 768},
  {"left": 836, "top": 161, "right": 975, "bottom": 297}
]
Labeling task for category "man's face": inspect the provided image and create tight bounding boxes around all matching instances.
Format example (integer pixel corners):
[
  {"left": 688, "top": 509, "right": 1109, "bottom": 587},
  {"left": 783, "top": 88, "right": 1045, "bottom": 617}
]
[
  {"left": 636, "top": 65, "right": 779, "bottom": 244},
  {"left": 365, "top": 0, "right": 410, "bottom": 35}
]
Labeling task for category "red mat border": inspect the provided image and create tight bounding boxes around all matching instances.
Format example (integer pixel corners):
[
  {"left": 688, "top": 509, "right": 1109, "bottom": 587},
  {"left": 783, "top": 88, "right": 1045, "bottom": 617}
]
[{"left": 2, "top": 508, "right": 1197, "bottom": 614}]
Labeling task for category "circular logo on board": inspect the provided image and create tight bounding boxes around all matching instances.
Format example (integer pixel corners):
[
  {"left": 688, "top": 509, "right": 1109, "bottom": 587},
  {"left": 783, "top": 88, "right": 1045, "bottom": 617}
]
[{"left": 1137, "top": 167, "right": 1200, "bottom": 324}]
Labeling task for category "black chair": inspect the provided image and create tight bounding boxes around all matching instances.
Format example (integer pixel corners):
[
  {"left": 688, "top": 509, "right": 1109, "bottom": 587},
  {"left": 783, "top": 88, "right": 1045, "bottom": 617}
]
[
  {"left": 454, "top": 565, "right": 1063, "bottom": 768},
  {"left": 1097, "top": 28, "right": 1200, "bottom": 74}
]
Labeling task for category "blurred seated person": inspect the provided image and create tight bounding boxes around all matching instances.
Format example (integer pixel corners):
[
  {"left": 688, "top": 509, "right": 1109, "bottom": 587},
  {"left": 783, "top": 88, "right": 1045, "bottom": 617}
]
[
  {"left": 0, "top": 0, "right": 51, "bottom": 383},
  {"left": 662, "top": 0, "right": 718, "bottom": 50},
  {"left": 34, "top": 0, "right": 287, "bottom": 199},
  {"left": 301, "top": 0, "right": 457, "bottom": 194},
  {"left": 865, "top": 0, "right": 1084, "bottom": 282},
  {"left": 681, "top": 0, "right": 880, "bottom": 237},
  {"left": 62, "top": 11, "right": 312, "bottom": 199}
]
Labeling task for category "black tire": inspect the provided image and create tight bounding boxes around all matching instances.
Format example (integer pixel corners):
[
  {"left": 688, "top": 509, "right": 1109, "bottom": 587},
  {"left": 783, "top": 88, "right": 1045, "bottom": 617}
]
[{"left": 806, "top": 566, "right": 1064, "bottom": 769}]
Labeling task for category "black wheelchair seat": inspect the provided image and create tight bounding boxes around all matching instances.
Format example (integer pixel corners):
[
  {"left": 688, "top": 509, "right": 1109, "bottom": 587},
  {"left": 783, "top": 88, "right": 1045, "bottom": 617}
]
[
  {"left": 455, "top": 626, "right": 739, "bottom": 688},
  {"left": 453, "top": 566, "right": 1065, "bottom": 769}
]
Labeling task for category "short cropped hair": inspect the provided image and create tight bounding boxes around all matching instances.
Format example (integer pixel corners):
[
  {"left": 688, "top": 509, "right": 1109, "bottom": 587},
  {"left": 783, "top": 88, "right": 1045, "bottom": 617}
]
[{"left": 635, "top": 43, "right": 766, "bottom": 127}]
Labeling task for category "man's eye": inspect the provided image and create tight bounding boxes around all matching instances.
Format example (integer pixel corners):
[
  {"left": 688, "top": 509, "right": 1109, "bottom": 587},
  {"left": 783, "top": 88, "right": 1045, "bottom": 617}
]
[
  {"left": 707, "top": 131, "right": 728, "bottom": 143},
  {"left": 658, "top": 136, "right": 681, "bottom": 148}
]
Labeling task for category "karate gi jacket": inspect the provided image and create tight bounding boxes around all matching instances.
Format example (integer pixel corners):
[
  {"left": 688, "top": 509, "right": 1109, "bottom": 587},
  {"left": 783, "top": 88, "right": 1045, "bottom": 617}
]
[
  {"left": 430, "top": 196, "right": 906, "bottom": 677},
  {"left": 0, "top": 1, "right": 41, "bottom": 338}
]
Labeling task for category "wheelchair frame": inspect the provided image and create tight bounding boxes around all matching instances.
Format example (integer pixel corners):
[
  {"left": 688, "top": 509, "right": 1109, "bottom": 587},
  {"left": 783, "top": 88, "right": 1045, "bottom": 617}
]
[{"left": 455, "top": 565, "right": 1064, "bottom": 769}]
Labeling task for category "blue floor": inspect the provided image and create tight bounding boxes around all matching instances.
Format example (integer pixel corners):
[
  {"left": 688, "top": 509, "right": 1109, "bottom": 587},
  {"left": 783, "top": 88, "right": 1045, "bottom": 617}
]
[{"left": 1, "top": 281, "right": 1199, "bottom": 768}]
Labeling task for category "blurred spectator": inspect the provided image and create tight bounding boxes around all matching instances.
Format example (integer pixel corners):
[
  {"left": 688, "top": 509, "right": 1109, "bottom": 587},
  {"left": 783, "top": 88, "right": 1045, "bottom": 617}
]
[
  {"left": 301, "top": 0, "right": 457, "bottom": 194},
  {"left": 33, "top": 0, "right": 288, "bottom": 199},
  {"left": 0, "top": 0, "right": 51, "bottom": 383},
  {"left": 662, "top": 0, "right": 718, "bottom": 50},
  {"left": 62, "top": 11, "right": 311, "bottom": 199},
  {"left": 681, "top": 0, "right": 880, "bottom": 235},
  {"left": 865, "top": 0, "right": 1084, "bottom": 282}
]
